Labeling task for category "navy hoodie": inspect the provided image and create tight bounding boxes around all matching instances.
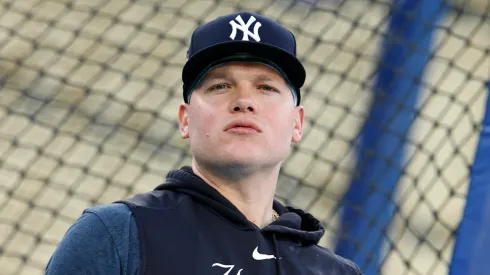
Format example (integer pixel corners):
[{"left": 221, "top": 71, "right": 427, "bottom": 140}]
[{"left": 118, "top": 166, "right": 362, "bottom": 275}]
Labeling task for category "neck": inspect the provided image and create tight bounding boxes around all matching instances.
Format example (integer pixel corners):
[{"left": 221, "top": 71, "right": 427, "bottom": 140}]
[{"left": 191, "top": 159, "right": 280, "bottom": 228}]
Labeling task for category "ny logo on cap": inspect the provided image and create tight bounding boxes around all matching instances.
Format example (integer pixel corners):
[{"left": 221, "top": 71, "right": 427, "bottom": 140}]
[{"left": 229, "top": 15, "right": 262, "bottom": 42}]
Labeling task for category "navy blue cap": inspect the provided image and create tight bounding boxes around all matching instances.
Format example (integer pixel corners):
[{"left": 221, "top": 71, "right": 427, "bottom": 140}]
[{"left": 182, "top": 11, "right": 306, "bottom": 106}]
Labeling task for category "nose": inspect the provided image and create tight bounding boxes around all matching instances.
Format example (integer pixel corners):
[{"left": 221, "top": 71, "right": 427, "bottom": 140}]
[
  {"left": 229, "top": 89, "right": 257, "bottom": 113},
  {"left": 232, "top": 100, "right": 255, "bottom": 112}
]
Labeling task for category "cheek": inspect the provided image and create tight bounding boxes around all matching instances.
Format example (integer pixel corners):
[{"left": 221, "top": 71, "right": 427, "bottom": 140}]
[
  {"left": 189, "top": 106, "right": 219, "bottom": 137},
  {"left": 266, "top": 112, "right": 294, "bottom": 139}
]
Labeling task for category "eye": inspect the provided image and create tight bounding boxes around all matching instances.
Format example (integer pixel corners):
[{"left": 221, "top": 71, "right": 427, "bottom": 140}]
[
  {"left": 208, "top": 83, "right": 230, "bottom": 91},
  {"left": 258, "top": 85, "right": 279, "bottom": 93}
]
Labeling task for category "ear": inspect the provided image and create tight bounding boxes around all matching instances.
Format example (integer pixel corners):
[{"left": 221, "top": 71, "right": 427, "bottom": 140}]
[
  {"left": 292, "top": 105, "right": 304, "bottom": 143},
  {"left": 178, "top": 103, "right": 190, "bottom": 139}
]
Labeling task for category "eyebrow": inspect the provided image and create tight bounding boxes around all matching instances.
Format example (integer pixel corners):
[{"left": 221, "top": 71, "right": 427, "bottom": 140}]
[
  {"left": 195, "top": 71, "right": 234, "bottom": 89},
  {"left": 204, "top": 71, "right": 228, "bottom": 81},
  {"left": 195, "top": 69, "right": 285, "bottom": 90},
  {"left": 253, "top": 74, "right": 282, "bottom": 84}
]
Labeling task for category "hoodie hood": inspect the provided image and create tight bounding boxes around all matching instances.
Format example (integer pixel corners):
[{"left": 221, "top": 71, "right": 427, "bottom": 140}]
[{"left": 155, "top": 166, "right": 325, "bottom": 246}]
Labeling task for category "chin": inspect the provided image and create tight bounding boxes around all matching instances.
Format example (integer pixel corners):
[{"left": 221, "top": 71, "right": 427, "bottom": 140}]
[
  {"left": 223, "top": 148, "right": 286, "bottom": 168},
  {"left": 222, "top": 151, "right": 263, "bottom": 165}
]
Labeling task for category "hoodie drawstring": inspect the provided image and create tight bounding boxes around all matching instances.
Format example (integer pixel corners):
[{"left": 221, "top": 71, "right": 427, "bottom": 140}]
[{"left": 272, "top": 233, "right": 282, "bottom": 274}]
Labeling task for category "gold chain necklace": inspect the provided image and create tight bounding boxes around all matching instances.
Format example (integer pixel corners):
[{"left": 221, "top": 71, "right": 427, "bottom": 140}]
[{"left": 272, "top": 209, "right": 279, "bottom": 221}]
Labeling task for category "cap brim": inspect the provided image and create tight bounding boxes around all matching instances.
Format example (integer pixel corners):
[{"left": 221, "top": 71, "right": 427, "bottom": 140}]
[{"left": 182, "top": 40, "right": 306, "bottom": 97}]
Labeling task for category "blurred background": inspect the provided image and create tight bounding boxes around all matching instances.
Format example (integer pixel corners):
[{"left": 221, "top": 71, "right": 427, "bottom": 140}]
[{"left": 0, "top": 0, "right": 489, "bottom": 274}]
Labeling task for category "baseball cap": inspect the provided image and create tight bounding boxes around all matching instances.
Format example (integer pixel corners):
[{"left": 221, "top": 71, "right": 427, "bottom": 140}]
[{"left": 182, "top": 11, "right": 306, "bottom": 106}]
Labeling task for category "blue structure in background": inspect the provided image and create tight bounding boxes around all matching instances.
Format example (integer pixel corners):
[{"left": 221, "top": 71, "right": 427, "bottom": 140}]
[
  {"left": 448, "top": 80, "right": 490, "bottom": 275},
  {"left": 334, "top": 1, "right": 445, "bottom": 274}
]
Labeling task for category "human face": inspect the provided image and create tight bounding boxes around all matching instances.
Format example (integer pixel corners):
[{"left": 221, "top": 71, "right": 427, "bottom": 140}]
[{"left": 178, "top": 62, "right": 304, "bottom": 171}]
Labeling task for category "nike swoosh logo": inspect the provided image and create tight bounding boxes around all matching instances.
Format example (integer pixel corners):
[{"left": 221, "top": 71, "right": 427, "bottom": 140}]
[{"left": 252, "top": 246, "right": 276, "bottom": 260}]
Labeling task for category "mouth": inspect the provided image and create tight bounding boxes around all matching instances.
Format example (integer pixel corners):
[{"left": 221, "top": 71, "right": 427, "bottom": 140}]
[{"left": 224, "top": 120, "right": 261, "bottom": 134}]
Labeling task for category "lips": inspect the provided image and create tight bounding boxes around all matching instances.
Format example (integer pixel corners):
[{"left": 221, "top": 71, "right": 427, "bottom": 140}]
[{"left": 224, "top": 120, "right": 261, "bottom": 133}]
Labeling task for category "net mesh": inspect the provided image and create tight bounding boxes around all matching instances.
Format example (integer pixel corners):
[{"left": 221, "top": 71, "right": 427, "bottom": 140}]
[{"left": 0, "top": 0, "right": 489, "bottom": 274}]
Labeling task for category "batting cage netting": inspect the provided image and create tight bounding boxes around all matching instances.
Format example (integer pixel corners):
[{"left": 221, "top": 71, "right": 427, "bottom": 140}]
[{"left": 0, "top": 0, "right": 489, "bottom": 274}]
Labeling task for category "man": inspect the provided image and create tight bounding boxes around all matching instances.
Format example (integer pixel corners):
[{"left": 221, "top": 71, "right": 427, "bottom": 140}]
[{"left": 46, "top": 11, "right": 362, "bottom": 275}]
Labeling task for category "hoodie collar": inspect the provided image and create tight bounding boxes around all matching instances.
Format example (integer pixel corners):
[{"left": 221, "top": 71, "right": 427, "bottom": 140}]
[{"left": 155, "top": 166, "right": 325, "bottom": 245}]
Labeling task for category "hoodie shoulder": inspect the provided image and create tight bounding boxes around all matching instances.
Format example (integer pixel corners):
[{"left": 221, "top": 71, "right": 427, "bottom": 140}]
[
  {"left": 121, "top": 189, "right": 185, "bottom": 210},
  {"left": 334, "top": 253, "right": 363, "bottom": 274},
  {"left": 317, "top": 245, "right": 363, "bottom": 275}
]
